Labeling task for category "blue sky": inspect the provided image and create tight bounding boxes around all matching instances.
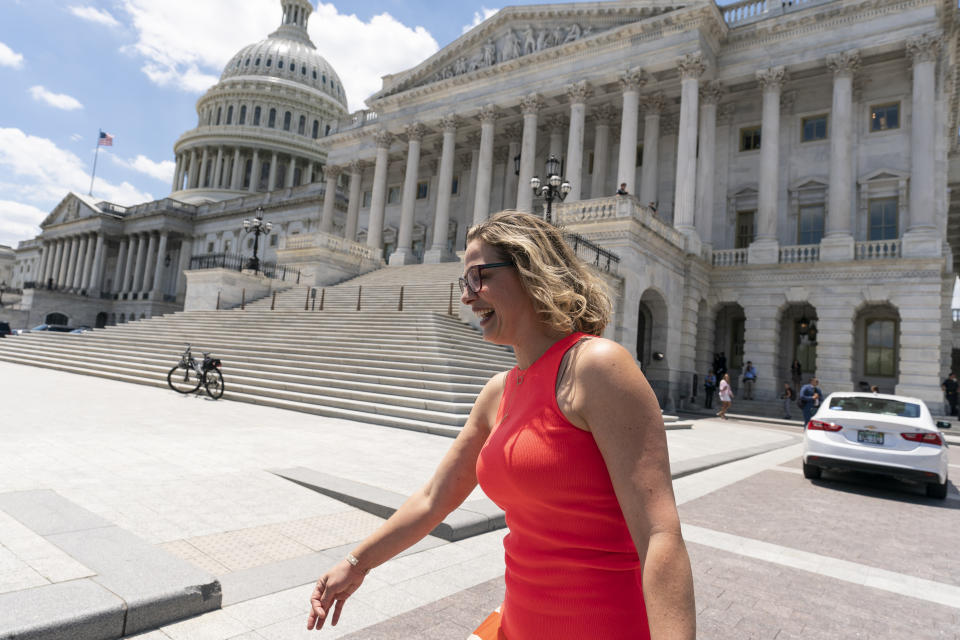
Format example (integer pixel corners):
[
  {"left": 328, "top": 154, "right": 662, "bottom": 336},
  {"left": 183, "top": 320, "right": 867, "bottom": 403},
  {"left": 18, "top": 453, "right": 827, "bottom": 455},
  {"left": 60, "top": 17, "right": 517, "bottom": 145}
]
[{"left": 0, "top": 0, "right": 731, "bottom": 249}]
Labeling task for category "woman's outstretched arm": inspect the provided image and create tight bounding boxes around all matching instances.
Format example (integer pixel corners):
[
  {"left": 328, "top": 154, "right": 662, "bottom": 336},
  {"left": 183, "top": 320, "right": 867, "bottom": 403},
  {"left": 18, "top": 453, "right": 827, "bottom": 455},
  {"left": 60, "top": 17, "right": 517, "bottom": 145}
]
[{"left": 306, "top": 371, "right": 507, "bottom": 631}]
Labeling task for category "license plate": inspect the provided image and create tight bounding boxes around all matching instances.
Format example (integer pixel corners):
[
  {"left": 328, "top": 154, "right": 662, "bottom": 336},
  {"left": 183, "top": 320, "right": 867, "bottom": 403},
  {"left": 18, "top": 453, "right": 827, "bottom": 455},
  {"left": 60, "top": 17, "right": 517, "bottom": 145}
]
[{"left": 858, "top": 430, "right": 884, "bottom": 445}]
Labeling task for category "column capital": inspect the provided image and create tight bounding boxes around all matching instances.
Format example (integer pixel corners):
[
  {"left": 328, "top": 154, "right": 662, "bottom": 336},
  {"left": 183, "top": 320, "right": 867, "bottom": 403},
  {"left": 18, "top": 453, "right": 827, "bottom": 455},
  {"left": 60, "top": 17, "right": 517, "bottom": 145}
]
[
  {"left": 565, "top": 80, "right": 593, "bottom": 104},
  {"left": 826, "top": 49, "right": 861, "bottom": 77},
  {"left": 503, "top": 122, "right": 524, "bottom": 140},
  {"left": 641, "top": 92, "right": 666, "bottom": 115},
  {"left": 477, "top": 104, "right": 497, "bottom": 124},
  {"left": 439, "top": 113, "right": 460, "bottom": 132},
  {"left": 618, "top": 68, "right": 647, "bottom": 92},
  {"left": 677, "top": 53, "right": 706, "bottom": 80},
  {"left": 906, "top": 34, "right": 941, "bottom": 64},
  {"left": 718, "top": 102, "right": 736, "bottom": 124},
  {"left": 699, "top": 80, "right": 723, "bottom": 105},
  {"left": 373, "top": 129, "right": 394, "bottom": 148},
  {"left": 519, "top": 92, "right": 544, "bottom": 115},
  {"left": 591, "top": 103, "right": 618, "bottom": 124},
  {"left": 755, "top": 66, "right": 788, "bottom": 92},
  {"left": 542, "top": 114, "right": 568, "bottom": 134},
  {"left": 349, "top": 159, "right": 367, "bottom": 174},
  {"left": 404, "top": 122, "right": 426, "bottom": 143},
  {"left": 324, "top": 164, "right": 344, "bottom": 179}
]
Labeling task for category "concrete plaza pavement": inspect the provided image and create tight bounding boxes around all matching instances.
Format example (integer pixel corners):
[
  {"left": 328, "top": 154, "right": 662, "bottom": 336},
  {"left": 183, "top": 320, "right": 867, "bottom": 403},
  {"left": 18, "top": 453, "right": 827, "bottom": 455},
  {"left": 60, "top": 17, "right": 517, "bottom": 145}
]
[{"left": 0, "top": 360, "right": 801, "bottom": 638}]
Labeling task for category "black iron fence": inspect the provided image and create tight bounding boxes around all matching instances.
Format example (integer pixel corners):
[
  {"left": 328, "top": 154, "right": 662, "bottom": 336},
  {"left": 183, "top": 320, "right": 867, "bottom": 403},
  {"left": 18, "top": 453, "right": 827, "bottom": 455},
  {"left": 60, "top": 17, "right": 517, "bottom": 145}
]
[
  {"left": 565, "top": 233, "right": 620, "bottom": 274},
  {"left": 189, "top": 253, "right": 302, "bottom": 283}
]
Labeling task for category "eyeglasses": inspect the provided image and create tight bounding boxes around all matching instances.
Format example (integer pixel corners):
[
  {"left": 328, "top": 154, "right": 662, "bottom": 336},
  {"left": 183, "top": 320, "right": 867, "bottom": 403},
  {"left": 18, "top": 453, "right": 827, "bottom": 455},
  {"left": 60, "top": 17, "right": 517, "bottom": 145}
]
[{"left": 458, "top": 262, "right": 513, "bottom": 294}]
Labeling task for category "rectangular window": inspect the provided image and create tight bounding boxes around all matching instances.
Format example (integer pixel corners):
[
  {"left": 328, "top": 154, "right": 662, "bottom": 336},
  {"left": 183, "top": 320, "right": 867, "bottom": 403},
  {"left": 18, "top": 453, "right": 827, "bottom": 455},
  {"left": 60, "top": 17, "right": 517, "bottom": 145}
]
[
  {"left": 868, "top": 198, "right": 898, "bottom": 240},
  {"left": 451, "top": 174, "right": 460, "bottom": 195},
  {"left": 247, "top": 238, "right": 254, "bottom": 249},
  {"left": 636, "top": 143, "right": 643, "bottom": 167},
  {"left": 362, "top": 190, "right": 372, "bottom": 208},
  {"left": 797, "top": 205, "right": 825, "bottom": 245},
  {"left": 740, "top": 126, "right": 761, "bottom": 152},
  {"left": 801, "top": 115, "right": 828, "bottom": 142},
  {"left": 269, "top": 235, "right": 278, "bottom": 247},
  {"left": 870, "top": 103, "right": 899, "bottom": 132},
  {"left": 735, "top": 211, "right": 755, "bottom": 249},
  {"left": 588, "top": 152, "right": 594, "bottom": 175},
  {"left": 206, "top": 242, "right": 214, "bottom": 253},
  {"left": 416, "top": 181, "right": 429, "bottom": 200},
  {"left": 865, "top": 319, "right": 897, "bottom": 377},
  {"left": 223, "top": 240, "right": 232, "bottom": 253},
  {"left": 387, "top": 186, "right": 401, "bottom": 204}
]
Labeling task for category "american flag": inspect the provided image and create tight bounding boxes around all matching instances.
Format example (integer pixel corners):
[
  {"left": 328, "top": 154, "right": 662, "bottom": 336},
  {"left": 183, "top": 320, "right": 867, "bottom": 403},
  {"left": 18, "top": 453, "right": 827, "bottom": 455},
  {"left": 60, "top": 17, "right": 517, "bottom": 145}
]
[{"left": 98, "top": 131, "right": 114, "bottom": 147}]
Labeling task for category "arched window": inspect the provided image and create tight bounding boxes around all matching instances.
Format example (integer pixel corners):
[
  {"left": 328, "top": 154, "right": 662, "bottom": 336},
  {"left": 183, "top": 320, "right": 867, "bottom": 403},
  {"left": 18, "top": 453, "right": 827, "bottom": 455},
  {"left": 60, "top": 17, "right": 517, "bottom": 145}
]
[
  {"left": 278, "top": 59, "right": 284, "bottom": 69},
  {"left": 312, "top": 69, "right": 317, "bottom": 80},
  {"left": 226, "top": 105, "right": 233, "bottom": 125},
  {"left": 255, "top": 57, "right": 261, "bottom": 66},
  {"left": 325, "top": 124, "right": 331, "bottom": 136},
  {"left": 301, "top": 66, "right": 306, "bottom": 76},
  {"left": 266, "top": 57, "right": 272, "bottom": 67},
  {"left": 239, "top": 105, "right": 247, "bottom": 125},
  {"left": 216, "top": 107, "right": 221, "bottom": 125},
  {"left": 322, "top": 74, "right": 326, "bottom": 85},
  {"left": 268, "top": 108, "right": 276, "bottom": 128},
  {"left": 298, "top": 115, "right": 306, "bottom": 135},
  {"left": 283, "top": 111, "right": 292, "bottom": 131},
  {"left": 253, "top": 106, "right": 261, "bottom": 126},
  {"left": 312, "top": 120, "right": 319, "bottom": 139},
  {"left": 245, "top": 57, "right": 250, "bottom": 66},
  {"left": 290, "top": 63, "right": 296, "bottom": 74}
]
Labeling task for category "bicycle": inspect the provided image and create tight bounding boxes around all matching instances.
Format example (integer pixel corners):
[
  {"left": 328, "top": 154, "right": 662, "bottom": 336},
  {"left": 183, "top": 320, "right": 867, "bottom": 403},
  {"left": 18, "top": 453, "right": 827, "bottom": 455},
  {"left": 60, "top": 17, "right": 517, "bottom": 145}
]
[{"left": 166, "top": 344, "right": 224, "bottom": 399}]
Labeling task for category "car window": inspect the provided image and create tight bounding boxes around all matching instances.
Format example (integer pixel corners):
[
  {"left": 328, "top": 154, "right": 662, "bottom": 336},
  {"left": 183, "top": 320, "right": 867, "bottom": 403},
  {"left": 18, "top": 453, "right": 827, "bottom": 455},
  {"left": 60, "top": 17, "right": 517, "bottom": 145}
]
[{"left": 829, "top": 397, "right": 920, "bottom": 418}]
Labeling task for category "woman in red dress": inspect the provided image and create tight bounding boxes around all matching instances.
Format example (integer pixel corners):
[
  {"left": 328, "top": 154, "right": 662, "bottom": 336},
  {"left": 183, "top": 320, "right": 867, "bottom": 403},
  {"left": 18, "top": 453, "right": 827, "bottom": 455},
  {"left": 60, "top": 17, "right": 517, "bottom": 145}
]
[{"left": 307, "top": 211, "right": 695, "bottom": 639}]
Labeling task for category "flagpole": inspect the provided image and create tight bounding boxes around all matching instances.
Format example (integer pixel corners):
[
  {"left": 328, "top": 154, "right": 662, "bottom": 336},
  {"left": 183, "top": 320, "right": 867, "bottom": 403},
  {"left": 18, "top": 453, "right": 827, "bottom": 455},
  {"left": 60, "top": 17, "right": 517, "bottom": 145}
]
[{"left": 88, "top": 129, "right": 101, "bottom": 196}]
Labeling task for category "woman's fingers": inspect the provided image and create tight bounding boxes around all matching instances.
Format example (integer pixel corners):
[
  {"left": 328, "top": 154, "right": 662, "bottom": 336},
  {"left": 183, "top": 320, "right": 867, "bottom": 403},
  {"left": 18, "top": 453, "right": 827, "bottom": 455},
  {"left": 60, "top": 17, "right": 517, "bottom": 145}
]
[
  {"left": 332, "top": 597, "right": 347, "bottom": 626},
  {"left": 307, "top": 578, "right": 329, "bottom": 630}
]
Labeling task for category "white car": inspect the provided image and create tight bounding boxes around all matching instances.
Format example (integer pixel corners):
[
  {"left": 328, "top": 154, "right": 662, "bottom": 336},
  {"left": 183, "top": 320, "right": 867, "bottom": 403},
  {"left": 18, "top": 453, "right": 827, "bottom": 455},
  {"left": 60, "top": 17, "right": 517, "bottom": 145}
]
[{"left": 802, "top": 392, "right": 951, "bottom": 499}]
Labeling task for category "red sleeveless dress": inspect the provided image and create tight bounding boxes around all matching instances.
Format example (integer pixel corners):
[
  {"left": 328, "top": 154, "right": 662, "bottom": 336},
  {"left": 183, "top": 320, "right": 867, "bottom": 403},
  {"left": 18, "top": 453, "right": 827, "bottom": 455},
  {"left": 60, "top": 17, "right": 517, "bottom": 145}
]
[{"left": 475, "top": 332, "right": 650, "bottom": 640}]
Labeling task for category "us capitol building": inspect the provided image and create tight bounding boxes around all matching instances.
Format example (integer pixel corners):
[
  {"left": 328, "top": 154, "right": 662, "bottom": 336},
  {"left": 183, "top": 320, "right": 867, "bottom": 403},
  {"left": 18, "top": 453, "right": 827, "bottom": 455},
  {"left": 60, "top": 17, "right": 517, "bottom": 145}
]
[{"left": 4, "top": 0, "right": 958, "bottom": 410}]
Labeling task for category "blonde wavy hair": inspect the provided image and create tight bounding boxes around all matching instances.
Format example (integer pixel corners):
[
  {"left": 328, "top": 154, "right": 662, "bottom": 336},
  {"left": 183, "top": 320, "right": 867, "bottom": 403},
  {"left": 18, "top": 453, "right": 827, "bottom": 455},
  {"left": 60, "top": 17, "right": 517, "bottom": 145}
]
[{"left": 466, "top": 211, "right": 612, "bottom": 336}]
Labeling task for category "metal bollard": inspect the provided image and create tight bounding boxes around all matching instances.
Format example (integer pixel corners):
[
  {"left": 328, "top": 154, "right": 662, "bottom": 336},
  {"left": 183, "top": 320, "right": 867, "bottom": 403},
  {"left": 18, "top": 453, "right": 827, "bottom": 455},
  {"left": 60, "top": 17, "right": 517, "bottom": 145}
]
[
  {"left": 270, "top": 291, "right": 277, "bottom": 310},
  {"left": 304, "top": 286, "right": 310, "bottom": 311},
  {"left": 398, "top": 285, "right": 404, "bottom": 311},
  {"left": 241, "top": 288, "right": 245, "bottom": 310},
  {"left": 448, "top": 282, "right": 454, "bottom": 316},
  {"left": 356, "top": 286, "right": 362, "bottom": 311},
  {"left": 216, "top": 290, "right": 221, "bottom": 310},
  {"left": 319, "top": 288, "right": 325, "bottom": 311}
]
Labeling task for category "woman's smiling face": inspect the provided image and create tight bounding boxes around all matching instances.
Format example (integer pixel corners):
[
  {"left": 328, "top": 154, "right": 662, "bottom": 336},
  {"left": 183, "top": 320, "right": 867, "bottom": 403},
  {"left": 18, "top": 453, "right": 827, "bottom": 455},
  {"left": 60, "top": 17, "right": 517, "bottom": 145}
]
[{"left": 460, "top": 239, "right": 538, "bottom": 346}]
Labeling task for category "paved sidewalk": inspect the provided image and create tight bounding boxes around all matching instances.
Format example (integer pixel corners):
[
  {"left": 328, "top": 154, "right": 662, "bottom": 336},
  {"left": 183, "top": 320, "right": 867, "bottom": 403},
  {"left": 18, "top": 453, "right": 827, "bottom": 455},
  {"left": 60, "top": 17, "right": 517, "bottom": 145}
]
[{"left": 0, "top": 361, "right": 798, "bottom": 638}]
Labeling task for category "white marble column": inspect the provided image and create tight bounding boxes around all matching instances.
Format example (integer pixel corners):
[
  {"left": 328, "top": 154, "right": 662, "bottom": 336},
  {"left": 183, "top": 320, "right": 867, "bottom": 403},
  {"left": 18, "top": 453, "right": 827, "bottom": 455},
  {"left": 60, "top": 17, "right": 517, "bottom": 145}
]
[
  {"left": 821, "top": 50, "right": 860, "bottom": 261},
  {"left": 151, "top": 232, "right": 169, "bottom": 298},
  {"left": 904, "top": 34, "right": 941, "bottom": 257},
  {"left": 199, "top": 148, "right": 210, "bottom": 188},
  {"left": 48, "top": 240, "right": 63, "bottom": 287},
  {"left": 122, "top": 235, "right": 139, "bottom": 295},
  {"left": 62, "top": 236, "right": 79, "bottom": 289},
  {"left": 285, "top": 157, "right": 297, "bottom": 188},
  {"left": 112, "top": 238, "right": 127, "bottom": 295},
  {"left": 345, "top": 160, "right": 364, "bottom": 241},
  {"left": 426, "top": 115, "right": 458, "bottom": 263},
  {"left": 673, "top": 53, "right": 705, "bottom": 244},
  {"left": 37, "top": 241, "right": 50, "bottom": 285},
  {"left": 639, "top": 94, "right": 664, "bottom": 207},
  {"left": 75, "top": 234, "right": 92, "bottom": 291},
  {"left": 750, "top": 66, "right": 787, "bottom": 264},
  {"left": 391, "top": 123, "right": 426, "bottom": 265},
  {"left": 249, "top": 150, "right": 260, "bottom": 192},
  {"left": 320, "top": 165, "right": 342, "bottom": 233},
  {"left": 130, "top": 234, "right": 147, "bottom": 295},
  {"left": 516, "top": 93, "right": 543, "bottom": 213},
  {"left": 473, "top": 106, "right": 498, "bottom": 225},
  {"left": 187, "top": 150, "right": 198, "bottom": 189},
  {"left": 590, "top": 104, "right": 616, "bottom": 199},
  {"left": 617, "top": 69, "right": 646, "bottom": 194},
  {"left": 86, "top": 233, "right": 105, "bottom": 294},
  {"left": 695, "top": 81, "right": 721, "bottom": 247},
  {"left": 139, "top": 232, "right": 158, "bottom": 294},
  {"left": 72, "top": 235, "right": 89, "bottom": 289},
  {"left": 565, "top": 82, "right": 591, "bottom": 203},
  {"left": 268, "top": 153, "right": 278, "bottom": 191},
  {"left": 175, "top": 238, "right": 193, "bottom": 301},
  {"left": 545, "top": 114, "right": 566, "bottom": 160},
  {"left": 230, "top": 149, "right": 243, "bottom": 190},
  {"left": 502, "top": 123, "right": 522, "bottom": 210},
  {"left": 213, "top": 147, "right": 224, "bottom": 188},
  {"left": 172, "top": 155, "right": 182, "bottom": 192},
  {"left": 367, "top": 130, "right": 393, "bottom": 254},
  {"left": 305, "top": 161, "right": 314, "bottom": 185}
]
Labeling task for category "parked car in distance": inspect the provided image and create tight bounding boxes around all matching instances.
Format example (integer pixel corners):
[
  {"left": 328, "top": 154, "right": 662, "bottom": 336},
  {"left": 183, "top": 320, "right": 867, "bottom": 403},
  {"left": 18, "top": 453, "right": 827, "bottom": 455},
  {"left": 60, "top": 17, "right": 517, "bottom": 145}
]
[
  {"left": 803, "top": 392, "right": 951, "bottom": 499},
  {"left": 24, "top": 324, "right": 74, "bottom": 333},
  {"left": 69, "top": 326, "right": 92, "bottom": 334},
  {"left": 0, "top": 321, "right": 11, "bottom": 338}
]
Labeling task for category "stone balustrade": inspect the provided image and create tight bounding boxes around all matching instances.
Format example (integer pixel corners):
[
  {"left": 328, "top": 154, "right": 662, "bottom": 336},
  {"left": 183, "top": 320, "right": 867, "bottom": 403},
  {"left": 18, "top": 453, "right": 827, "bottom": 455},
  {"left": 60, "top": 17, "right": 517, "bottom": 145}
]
[
  {"left": 723, "top": 0, "right": 831, "bottom": 27},
  {"left": 779, "top": 244, "right": 820, "bottom": 263},
  {"left": 333, "top": 109, "right": 379, "bottom": 134},
  {"left": 855, "top": 239, "right": 901, "bottom": 260},
  {"left": 712, "top": 248, "right": 748, "bottom": 267},
  {"left": 555, "top": 196, "right": 685, "bottom": 251},
  {"left": 283, "top": 230, "right": 379, "bottom": 260}
]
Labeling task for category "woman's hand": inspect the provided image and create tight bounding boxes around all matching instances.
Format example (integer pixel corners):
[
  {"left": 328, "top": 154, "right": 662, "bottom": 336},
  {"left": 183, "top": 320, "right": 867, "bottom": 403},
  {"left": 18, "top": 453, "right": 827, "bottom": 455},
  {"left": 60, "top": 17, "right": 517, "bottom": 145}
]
[{"left": 306, "top": 560, "right": 366, "bottom": 631}]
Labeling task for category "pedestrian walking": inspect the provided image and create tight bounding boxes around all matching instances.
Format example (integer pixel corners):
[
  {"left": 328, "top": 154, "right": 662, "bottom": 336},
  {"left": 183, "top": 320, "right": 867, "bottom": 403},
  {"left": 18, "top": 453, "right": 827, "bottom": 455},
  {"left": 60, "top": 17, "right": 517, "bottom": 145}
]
[
  {"left": 307, "top": 211, "right": 695, "bottom": 639},
  {"left": 798, "top": 377, "right": 823, "bottom": 426},
  {"left": 717, "top": 373, "right": 732, "bottom": 420},
  {"left": 780, "top": 382, "right": 794, "bottom": 419},
  {"left": 741, "top": 361, "right": 757, "bottom": 400},
  {"left": 942, "top": 372, "right": 958, "bottom": 416},
  {"left": 703, "top": 369, "right": 717, "bottom": 409}
]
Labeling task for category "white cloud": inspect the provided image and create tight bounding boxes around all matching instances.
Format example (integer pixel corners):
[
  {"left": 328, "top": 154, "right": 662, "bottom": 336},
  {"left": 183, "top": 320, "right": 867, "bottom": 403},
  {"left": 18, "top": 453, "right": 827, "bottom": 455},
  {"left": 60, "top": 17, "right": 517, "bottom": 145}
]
[
  {"left": 109, "top": 153, "right": 175, "bottom": 183},
  {"left": 68, "top": 5, "right": 121, "bottom": 28},
  {"left": 70, "top": 133, "right": 83, "bottom": 142},
  {"left": 117, "top": 0, "right": 439, "bottom": 111},
  {"left": 0, "top": 200, "right": 47, "bottom": 248},
  {"left": 0, "top": 41, "right": 24, "bottom": 68},
  {"left": 0, "top": 128, "right": 153, "bottom": 243},
  {"left": 462, "top": 7, "right": 499, "bottom": 34},
  {"left": 29, "top": 86, "right": 84, "bottom": 111}
]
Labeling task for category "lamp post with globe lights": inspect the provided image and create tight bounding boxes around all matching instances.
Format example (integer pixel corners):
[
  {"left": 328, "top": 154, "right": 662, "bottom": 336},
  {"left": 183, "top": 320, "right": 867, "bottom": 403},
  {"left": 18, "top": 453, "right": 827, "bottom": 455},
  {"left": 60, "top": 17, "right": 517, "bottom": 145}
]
[
  {"left": 530, "top": 155, "right": 571, "bottom": 224},
  {"left": 242, "top": 207, "right": 272, "bottom": 273}
]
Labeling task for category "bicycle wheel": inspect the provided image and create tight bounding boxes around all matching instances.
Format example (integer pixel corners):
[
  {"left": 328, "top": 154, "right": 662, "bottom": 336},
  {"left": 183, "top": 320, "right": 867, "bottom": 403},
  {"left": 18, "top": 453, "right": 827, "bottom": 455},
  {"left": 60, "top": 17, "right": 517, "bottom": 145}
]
[
  {"left": 204, "top": 368, "right": 224, "bottom": 399},
  {"left": 167, "top": 365, "right": 201, "bottom": 394}
]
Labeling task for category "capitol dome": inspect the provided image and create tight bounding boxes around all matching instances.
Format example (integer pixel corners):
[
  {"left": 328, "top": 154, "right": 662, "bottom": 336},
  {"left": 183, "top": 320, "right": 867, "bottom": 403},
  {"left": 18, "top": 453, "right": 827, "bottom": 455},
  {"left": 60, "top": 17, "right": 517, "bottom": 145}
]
[{"left": 170, "top": 0, "right": 349, "bottom": 204}]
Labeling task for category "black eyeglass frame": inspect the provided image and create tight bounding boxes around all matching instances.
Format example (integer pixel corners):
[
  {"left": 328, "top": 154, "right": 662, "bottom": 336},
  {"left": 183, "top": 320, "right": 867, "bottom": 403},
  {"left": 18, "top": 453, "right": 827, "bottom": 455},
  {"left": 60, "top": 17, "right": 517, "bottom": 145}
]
[{"left": 458, "top": 262, "right": 513, "bottom": 294}]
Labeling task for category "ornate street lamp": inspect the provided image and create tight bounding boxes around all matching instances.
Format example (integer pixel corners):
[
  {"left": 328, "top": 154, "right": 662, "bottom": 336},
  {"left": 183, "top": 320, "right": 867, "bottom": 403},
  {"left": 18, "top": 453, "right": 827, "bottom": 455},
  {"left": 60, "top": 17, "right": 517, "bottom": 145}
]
[
  {"left": 530, "top": 155, "right": 571, "bottom": 224},
  {"left": 242, "top": 207, "right": 273, "bottom": 273}
]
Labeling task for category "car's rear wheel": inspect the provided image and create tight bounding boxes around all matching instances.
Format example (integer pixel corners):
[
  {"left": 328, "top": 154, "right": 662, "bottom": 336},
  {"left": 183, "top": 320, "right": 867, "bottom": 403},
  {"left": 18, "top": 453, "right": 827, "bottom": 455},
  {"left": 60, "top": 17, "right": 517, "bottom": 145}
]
[
  {"left": 925, "top": 479, "right": 948, "bottom": 499},
  {"left": 802, "top": 462, "right": 821, "bottom": 480}
]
